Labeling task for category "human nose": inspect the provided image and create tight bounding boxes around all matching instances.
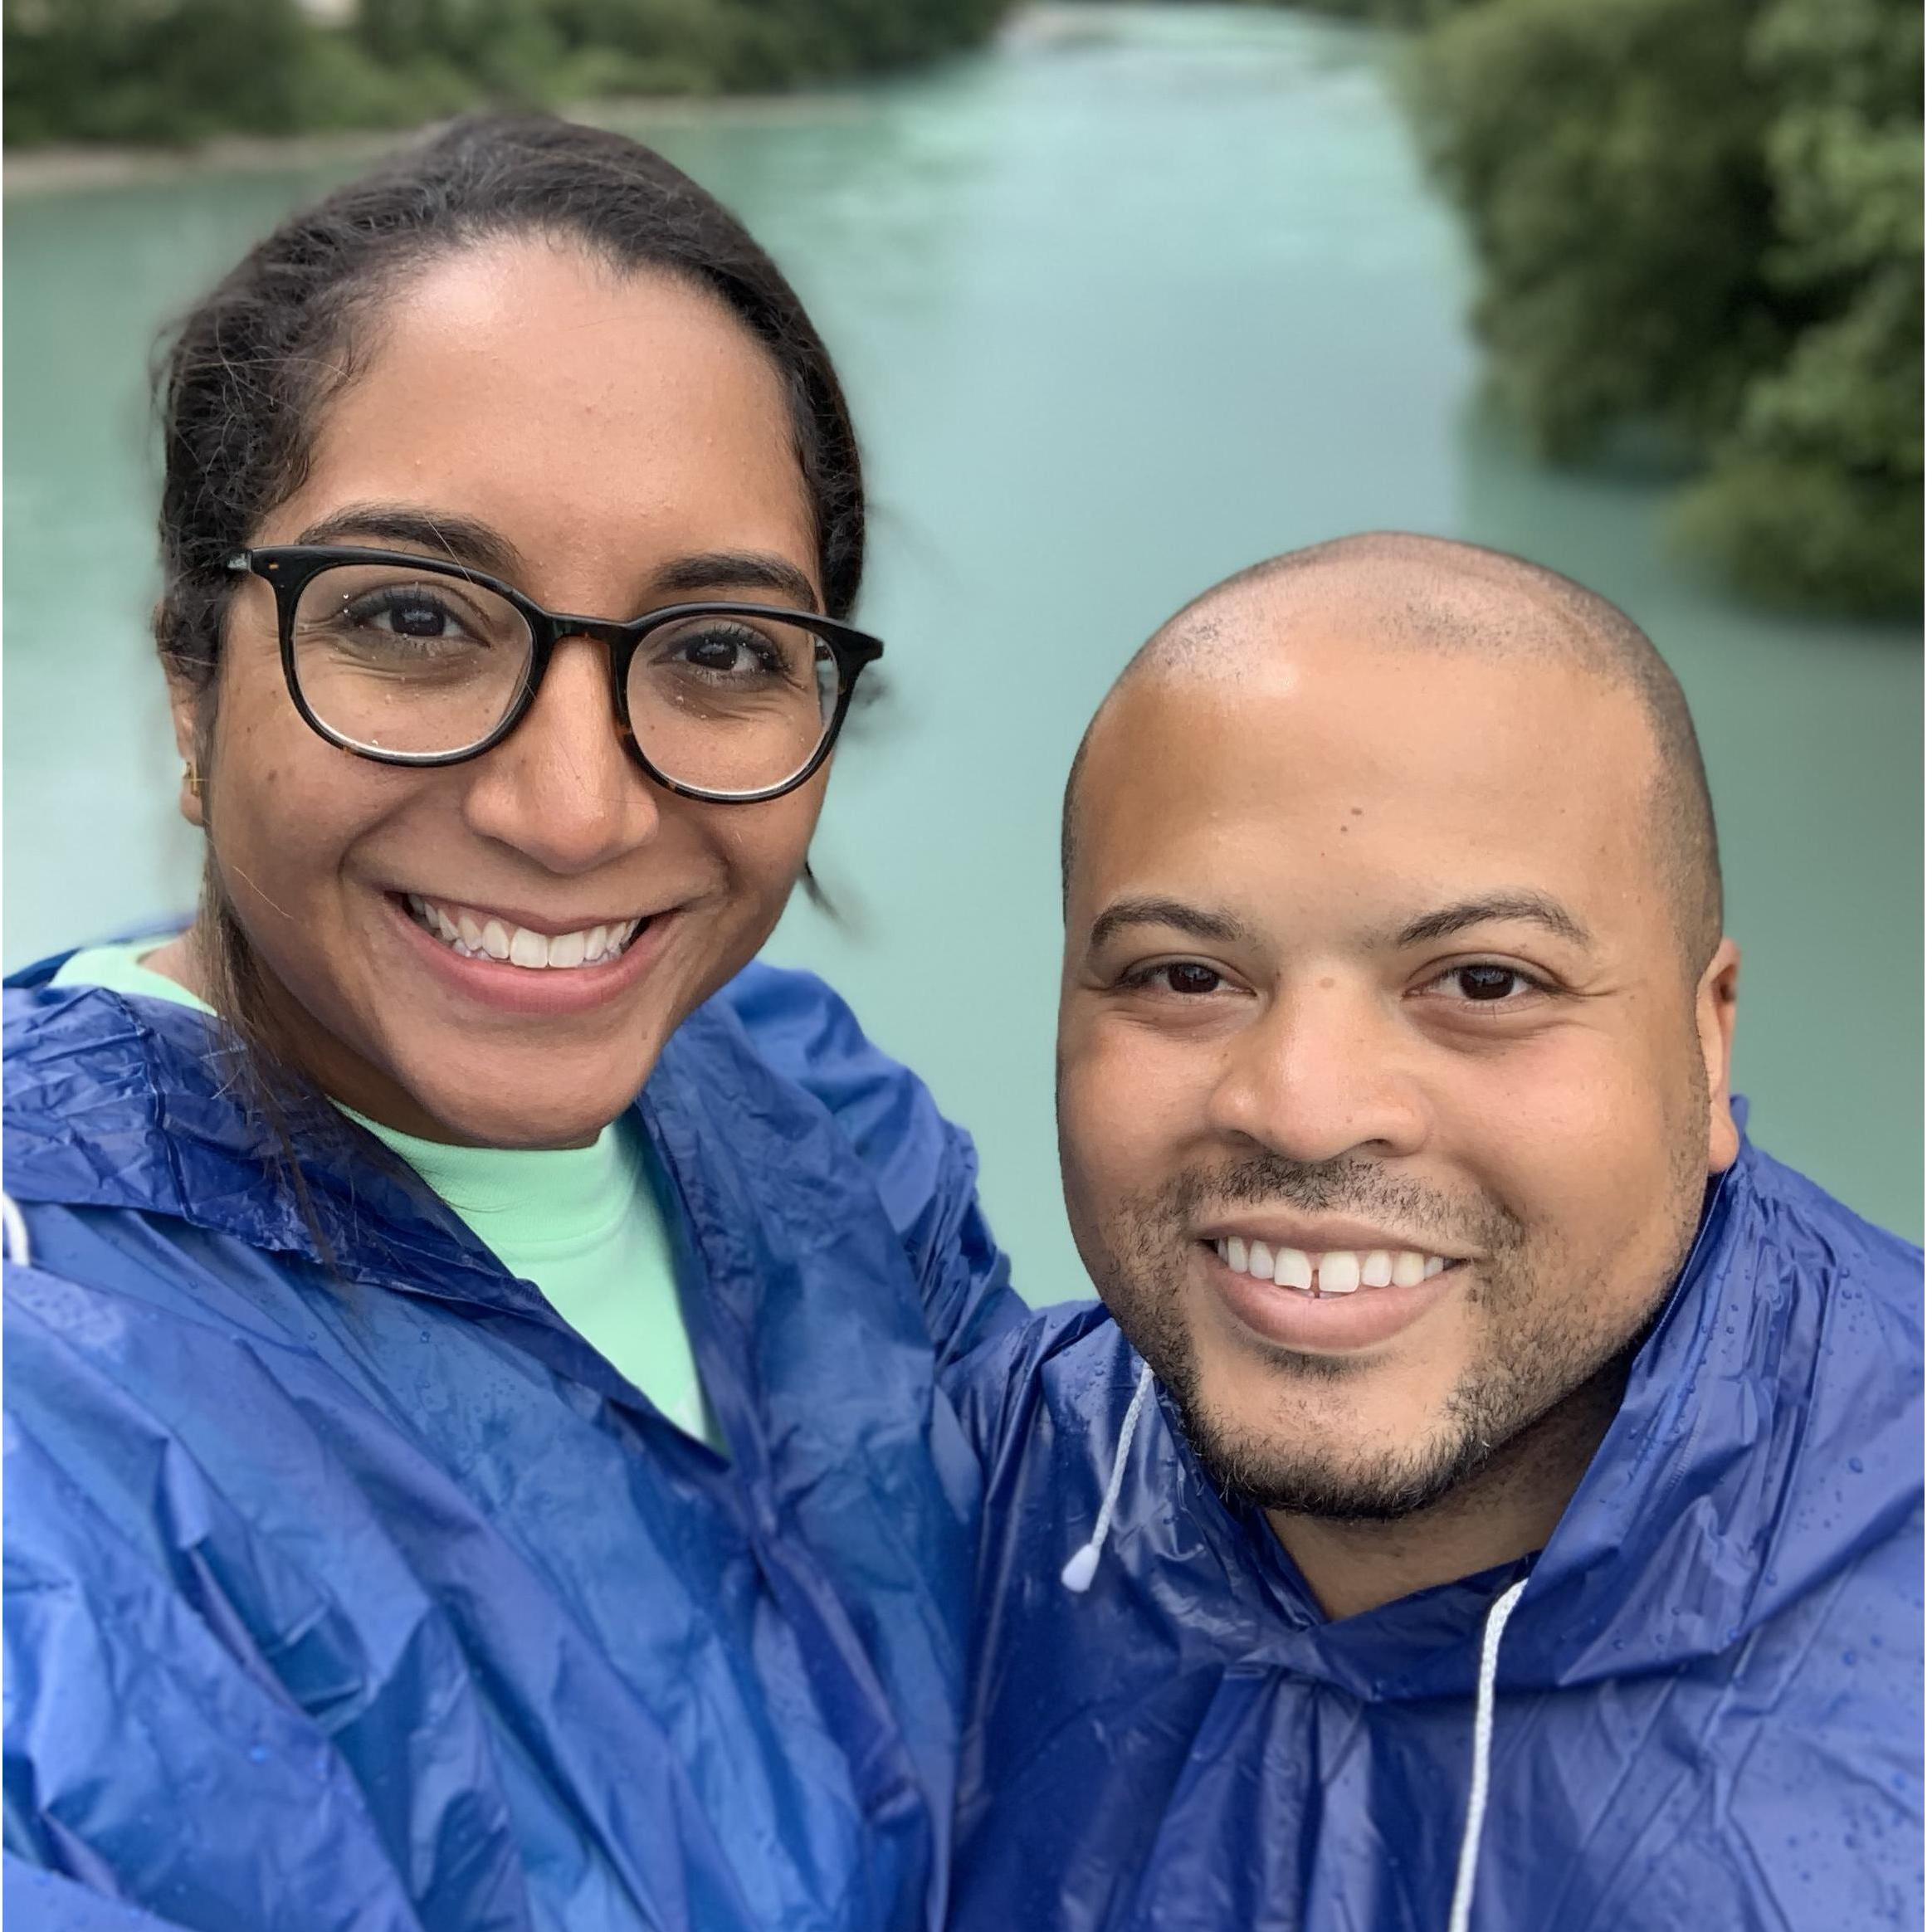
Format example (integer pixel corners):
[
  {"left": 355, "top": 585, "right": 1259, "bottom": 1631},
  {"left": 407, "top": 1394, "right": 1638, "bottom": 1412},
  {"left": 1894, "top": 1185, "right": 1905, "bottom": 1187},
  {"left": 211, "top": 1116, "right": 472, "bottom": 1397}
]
[
  {"left": 460, "top": 637, "right": 660, "bottom": 871},
  {"left": 1205, "top": 978, "right": 1430, "bottom": 1165}
]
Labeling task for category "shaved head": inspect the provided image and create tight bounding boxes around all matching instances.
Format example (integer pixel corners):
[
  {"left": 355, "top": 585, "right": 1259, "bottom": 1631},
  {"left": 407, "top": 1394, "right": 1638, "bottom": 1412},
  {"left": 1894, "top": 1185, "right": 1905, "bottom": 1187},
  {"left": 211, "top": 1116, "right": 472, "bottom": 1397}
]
[
  {"left": 1054, "top": 530, "right": 1744, "bottom": 1577},
  {"left": 1066, "top": 532, "right": 1722, "bottom": 974}
]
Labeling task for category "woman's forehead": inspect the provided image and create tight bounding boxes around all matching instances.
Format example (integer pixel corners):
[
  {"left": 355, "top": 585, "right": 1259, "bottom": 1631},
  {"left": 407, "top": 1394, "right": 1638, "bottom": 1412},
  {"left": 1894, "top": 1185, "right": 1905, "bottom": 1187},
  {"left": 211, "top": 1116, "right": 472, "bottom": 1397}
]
[{"left": 279, "top": 244, "right": 817, "bottom": 599}]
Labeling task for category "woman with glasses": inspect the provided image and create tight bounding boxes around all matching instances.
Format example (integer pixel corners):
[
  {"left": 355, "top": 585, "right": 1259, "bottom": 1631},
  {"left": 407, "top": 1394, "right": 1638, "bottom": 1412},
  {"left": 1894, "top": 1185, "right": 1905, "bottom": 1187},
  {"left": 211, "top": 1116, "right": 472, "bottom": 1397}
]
[{"left": 4, "top": 117, "right": 1020, "bottom": 1931}]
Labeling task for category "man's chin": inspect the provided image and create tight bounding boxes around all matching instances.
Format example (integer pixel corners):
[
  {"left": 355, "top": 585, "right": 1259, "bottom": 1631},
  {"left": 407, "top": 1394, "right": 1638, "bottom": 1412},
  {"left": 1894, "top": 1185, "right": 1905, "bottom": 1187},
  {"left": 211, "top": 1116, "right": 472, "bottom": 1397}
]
[
  {"left": 1095, "top": 1297, "right": 1471, "bottom": 1521},
  {"left": 1171, "top": 1388, "right": 1487, "bottom": 1525}
]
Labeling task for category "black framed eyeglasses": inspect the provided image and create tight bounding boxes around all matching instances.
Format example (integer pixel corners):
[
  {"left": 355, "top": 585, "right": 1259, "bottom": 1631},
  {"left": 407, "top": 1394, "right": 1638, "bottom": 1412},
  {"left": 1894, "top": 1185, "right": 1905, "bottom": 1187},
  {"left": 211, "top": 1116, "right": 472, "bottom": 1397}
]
[{"left": 226, "top": 545, "right": 885, "bottom": 805}]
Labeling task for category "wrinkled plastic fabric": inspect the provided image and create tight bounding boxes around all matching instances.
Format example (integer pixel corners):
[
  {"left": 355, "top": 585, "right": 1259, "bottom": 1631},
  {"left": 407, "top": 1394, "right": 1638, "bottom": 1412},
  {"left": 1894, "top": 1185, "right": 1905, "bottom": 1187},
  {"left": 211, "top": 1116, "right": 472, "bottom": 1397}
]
[
  {"left": 2, "top": 958, "right": 1024, "bottom": 1932},
  {"left": 945, "top": 1134, "right": 1925, "bottom": 1931}
]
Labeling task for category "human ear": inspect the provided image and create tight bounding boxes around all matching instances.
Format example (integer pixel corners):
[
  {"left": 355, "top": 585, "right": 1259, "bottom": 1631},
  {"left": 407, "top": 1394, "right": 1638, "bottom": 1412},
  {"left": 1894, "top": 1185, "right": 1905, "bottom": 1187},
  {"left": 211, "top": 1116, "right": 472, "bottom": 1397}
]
[
  {"left": 157, "top": 592, "right": 216, "bottom": 829},
  {"left": 165, "top": 668, "right": 208, "bottom": 831},
  {"left": 1696, "top": 938, "right": 1742, "bottom": 1173}
]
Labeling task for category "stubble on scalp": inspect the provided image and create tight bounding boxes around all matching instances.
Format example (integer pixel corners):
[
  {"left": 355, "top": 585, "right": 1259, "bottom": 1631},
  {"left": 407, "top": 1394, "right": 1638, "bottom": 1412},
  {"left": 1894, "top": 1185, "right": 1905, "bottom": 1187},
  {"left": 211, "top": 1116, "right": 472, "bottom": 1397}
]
[
  {"left": 1059, "top": 532, "right": 1727, "bottom": 1525},
  {"left": 1063, "top": 533, "right": 1725, "bottom": 984}
]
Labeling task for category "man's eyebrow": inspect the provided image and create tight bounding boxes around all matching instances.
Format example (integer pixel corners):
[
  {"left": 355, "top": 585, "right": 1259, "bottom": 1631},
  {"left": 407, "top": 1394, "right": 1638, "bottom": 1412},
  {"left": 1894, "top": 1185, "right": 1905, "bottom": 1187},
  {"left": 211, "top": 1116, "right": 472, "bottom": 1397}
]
[
  {"left": 1087, "top": 896, "right": 1260, "bottom": 954},
  {"left": 293, "top": 505, "right": 523, "bottom": 578},
  {"left": 649, "top": 551, "right": 821, "bottom": 611},
  {"left": 1393, "top": 893, "right": 1593, "bottom": 950}
]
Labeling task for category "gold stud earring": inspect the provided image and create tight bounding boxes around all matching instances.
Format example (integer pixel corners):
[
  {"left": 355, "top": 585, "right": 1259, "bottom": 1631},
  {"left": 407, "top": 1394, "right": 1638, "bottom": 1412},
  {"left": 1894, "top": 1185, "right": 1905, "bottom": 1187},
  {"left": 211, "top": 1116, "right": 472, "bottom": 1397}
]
[{"left": 185, "top": 759, "right": 203, "bottom": 800}]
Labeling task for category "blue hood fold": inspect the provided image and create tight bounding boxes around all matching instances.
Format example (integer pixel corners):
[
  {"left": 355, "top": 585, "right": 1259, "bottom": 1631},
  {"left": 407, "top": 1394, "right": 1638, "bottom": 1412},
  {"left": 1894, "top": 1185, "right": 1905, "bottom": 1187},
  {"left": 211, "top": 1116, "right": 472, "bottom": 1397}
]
[
  {"left": 947, "top": 1130, "right": 1923, "bottom": 1930},
  {"left": 4, "top": 961, "right": 1022, "bottom": 1932}
]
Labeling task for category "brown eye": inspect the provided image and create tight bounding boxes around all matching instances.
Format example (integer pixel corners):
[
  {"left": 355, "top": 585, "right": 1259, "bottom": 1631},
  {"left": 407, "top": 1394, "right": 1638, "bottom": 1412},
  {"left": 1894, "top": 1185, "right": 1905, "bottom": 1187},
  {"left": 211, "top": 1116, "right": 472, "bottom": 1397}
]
[
  {"left": 1456, "top": 965, "right": 1525, "bottom": 1001},
  {"left": 1165, "top": 963, "right": 1223, "bottom": 996},
  {"left": 656, "top": 621, "right": 789, "bottom": 685},
  {"left": 345, "top": 588, "right": 469, "bottom": 642},
  {"left": 385, "top": 598, "right": 453, "bottom": 638}
]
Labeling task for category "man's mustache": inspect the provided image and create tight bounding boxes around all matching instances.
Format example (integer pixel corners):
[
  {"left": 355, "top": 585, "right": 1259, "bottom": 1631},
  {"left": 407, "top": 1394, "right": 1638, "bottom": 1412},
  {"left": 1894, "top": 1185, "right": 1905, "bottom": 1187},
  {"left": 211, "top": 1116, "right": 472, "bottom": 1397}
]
[{"left": 1161, "top": 1154, "right": 1521, "bottom": 1256}]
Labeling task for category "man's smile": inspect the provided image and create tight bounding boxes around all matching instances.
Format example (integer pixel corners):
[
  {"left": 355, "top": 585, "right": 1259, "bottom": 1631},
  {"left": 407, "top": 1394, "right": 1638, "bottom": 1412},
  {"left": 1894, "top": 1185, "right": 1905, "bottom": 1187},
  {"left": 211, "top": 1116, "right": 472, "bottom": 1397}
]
[
  {"left": 1201, "top": 1231, "right": 1466, "bottom": 1354},
  {"left": 1209, "top": 1234, "right": 1460, "bottom": 1295}
]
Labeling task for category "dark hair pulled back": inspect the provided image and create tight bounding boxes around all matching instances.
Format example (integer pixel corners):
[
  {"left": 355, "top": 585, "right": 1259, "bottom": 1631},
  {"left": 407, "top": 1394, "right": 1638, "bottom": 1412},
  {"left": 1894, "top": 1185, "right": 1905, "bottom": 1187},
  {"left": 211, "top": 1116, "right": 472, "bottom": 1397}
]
[
  {"left": 156, "top": 111, "right": 865, "bottom": 703},
  {"left": 150, "top": 116, "right": 864, "bottom": 1209}
]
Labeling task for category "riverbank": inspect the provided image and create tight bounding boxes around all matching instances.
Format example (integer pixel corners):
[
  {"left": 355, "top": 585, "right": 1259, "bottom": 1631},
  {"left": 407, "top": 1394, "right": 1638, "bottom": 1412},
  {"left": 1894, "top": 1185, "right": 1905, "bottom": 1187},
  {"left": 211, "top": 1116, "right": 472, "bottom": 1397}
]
[
  {"left": 3, "top": 0, "right": 1010, "bottom": 167},
  {"left": 1, "top": 6, "right": 1162, "bottom": 197},
  {"left": 5, "top": 2, "right": 1919, "bottom": 1250},
  {"left": 2, "top": 92, "right": 872, "bottom": 197}
]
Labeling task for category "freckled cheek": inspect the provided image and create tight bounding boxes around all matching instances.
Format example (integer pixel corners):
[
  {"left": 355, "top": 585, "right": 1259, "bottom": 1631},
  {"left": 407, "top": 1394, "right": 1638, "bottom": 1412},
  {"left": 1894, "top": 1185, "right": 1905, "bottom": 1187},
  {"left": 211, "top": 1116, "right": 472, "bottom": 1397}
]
[
  {"left": 705, "top": 789, "right": 820, "bottom": 913},
  {"left": 744, "top": 816, "right": 813, "bottom": 892},
  {"left": 207, "top": 671, "right": 321, "bottom": 818},
  {"left": 211, "top": 726, "right": 403, "bottom": 919}
]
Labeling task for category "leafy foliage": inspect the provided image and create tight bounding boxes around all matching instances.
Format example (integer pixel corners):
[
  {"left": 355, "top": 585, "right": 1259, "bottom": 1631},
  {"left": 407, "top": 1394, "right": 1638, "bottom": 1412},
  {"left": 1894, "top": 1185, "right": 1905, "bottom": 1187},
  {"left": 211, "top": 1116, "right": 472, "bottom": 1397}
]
[
  {"left": 3, "top": 0, "right": 1016, "bottom": 148},
  {"left": 1406, "top": 0, "right": 1921, "bottom": 613},
  {"left": 9, "top": 0, "right": 1916, "bottom": 613},
  {"left": 4, "top": 0, "right": 319, "bottom": 145},
  {"left": 1675, "top": 0, "right": 1922, "bottom": 612}
]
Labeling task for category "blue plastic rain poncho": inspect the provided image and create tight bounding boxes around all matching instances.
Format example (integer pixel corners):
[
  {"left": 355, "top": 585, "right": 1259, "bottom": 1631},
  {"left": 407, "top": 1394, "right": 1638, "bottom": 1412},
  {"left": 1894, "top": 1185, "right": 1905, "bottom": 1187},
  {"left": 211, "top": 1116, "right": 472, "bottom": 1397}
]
[
  {"left": 944, "top": 1134, "right": 1923, "bottom": 1931},
  {"left": 2, "top": 957, "right": 1022, "bottom": 1932}
]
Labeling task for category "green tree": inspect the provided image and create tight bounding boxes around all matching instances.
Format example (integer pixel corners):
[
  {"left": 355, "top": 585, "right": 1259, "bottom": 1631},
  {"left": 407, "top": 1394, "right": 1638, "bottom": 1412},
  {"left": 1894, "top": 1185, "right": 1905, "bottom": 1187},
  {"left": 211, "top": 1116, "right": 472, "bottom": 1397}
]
[
  {"left": 1676, "top": 0, "right": 1922, "bottom": 612},
  {"left": 5, "top": 0, "right": 1019, "bottom": 147},
  {"left": 5, "top": 0, "right": 315, "bottom": 144},
  {"left": 1409, "top": 0, "right": 1785, "bottom": 456},
  {"left": 1408, "top": 0, "right": 1921, "bottom": 612}
]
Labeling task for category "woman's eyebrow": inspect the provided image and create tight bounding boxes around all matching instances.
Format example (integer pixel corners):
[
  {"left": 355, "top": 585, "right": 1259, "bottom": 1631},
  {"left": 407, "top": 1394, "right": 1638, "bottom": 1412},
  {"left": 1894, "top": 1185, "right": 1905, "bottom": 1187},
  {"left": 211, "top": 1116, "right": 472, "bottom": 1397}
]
[
  {"left": 287, "top": 518, "right": 820, "bottom": 612},
  {"left": 294, "top": 504, "right": 522, "bottom": 578},
  {"left": 651, "top": 552, "right": 821, "bottom": 609}
]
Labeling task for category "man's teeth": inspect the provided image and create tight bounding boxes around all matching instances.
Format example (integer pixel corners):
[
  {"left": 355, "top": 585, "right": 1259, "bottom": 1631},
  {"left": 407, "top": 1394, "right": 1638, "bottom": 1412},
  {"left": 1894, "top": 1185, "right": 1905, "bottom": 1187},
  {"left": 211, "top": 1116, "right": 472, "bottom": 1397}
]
[
  {"left": 1217, "top": 1236, "right": 1451, "bottom": 1296},
  {"left": 406, "top": 894, "right": 642, "bottom": 968}
]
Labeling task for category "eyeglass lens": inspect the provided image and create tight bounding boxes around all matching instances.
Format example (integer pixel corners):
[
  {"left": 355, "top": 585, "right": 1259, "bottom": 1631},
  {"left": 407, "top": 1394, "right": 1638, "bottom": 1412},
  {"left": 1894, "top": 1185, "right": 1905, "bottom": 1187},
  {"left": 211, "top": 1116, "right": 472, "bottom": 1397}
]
[{"left": 290, "top": 562, "right": 842, "bottom": 792}]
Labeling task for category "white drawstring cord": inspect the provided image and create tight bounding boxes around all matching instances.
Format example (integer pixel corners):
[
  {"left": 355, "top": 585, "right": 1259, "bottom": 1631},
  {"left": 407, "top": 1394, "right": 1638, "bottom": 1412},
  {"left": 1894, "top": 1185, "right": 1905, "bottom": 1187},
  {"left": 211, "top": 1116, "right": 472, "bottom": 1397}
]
[
  {"left": 1447, "top": 1576, "right": 1529, "bottom": 1932},
  {"left": 1, "top": 1192, "right": 31, "bottom": 1269},
  {"left": 1060, "top": 1359, "right": 1156, "bottom": 1593}
]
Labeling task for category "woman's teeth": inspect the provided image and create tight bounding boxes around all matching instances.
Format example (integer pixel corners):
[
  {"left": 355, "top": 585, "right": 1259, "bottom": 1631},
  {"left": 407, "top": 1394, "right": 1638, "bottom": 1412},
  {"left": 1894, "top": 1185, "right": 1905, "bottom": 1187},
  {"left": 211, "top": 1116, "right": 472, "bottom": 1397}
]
[
  {"left": 1214, "top": 1237, "right": 1451, "bottom": 1297},
  {"left": 406, "top": 894, "right": 642, "bottom": 968}
]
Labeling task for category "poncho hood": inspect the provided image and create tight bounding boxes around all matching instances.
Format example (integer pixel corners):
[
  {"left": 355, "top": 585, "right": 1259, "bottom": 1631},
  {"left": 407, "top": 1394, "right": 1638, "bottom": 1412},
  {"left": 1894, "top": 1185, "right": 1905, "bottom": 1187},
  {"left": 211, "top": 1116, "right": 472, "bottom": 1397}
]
[
  {"left": 5, "top": 959, "right": 1017, "bottom": 1932},
  {"left": 1149, "top": 1131, "right": 1921, "bottom": 1698},
  {"left": 948, "top": 1124, "right": 1923, "bottom": 1931}
]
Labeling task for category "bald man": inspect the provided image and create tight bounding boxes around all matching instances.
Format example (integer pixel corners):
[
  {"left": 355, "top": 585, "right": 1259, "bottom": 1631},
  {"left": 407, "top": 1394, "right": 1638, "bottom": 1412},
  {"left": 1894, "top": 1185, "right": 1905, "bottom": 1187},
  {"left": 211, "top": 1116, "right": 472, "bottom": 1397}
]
[{"left": 943, "top": 537, "right": 1922, "bottom": 1932}]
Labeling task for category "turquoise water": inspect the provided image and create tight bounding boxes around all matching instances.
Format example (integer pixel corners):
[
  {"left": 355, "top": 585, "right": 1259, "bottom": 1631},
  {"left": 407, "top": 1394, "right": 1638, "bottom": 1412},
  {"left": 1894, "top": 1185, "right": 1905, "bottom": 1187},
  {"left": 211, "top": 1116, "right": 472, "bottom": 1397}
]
[{"left": 5, "top": 5, "right": 1920, "bottom": 1288}]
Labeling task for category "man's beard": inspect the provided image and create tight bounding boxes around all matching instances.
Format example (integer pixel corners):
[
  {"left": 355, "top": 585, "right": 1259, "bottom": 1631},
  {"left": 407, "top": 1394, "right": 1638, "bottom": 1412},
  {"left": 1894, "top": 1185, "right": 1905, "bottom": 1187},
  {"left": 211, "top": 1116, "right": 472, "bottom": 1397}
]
[{"left": 1082, "top": 1139, "right": 1705, "bottom": 1525}]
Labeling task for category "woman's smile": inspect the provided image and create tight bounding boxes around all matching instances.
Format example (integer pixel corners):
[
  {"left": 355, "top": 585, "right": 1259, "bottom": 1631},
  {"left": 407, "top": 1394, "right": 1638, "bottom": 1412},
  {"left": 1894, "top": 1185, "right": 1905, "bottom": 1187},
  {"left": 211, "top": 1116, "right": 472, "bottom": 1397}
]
[
  {"left": 383, "top": 885, "right": 685, "bottom": 1020},
  {"left": 402, "top": 891, "right": 651, "bottom": 968},
  {"left": 7, "top": 115, "right": 1023, "bottom": 1932},
  {"left": 181, "top": 238, "right": 837, "bottom": 1148}
]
